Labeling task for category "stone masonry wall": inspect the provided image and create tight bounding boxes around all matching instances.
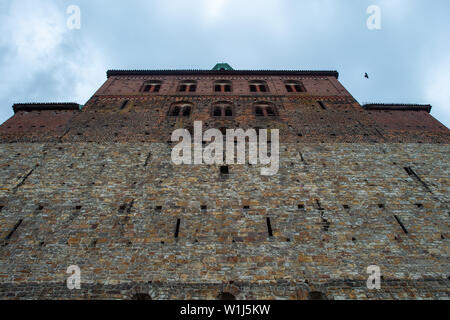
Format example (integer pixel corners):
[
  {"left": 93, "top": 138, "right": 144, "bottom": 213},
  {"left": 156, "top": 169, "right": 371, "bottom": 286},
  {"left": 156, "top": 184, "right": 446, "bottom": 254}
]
[{"left": 0, "top": 142, "right": 448, "bottom": 299}]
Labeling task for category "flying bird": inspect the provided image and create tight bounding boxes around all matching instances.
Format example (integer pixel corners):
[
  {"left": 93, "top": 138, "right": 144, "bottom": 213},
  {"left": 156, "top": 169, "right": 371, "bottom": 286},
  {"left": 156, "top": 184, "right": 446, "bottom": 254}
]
[{"left": 365, "top": 73, "right": 369, "bottom": 79}]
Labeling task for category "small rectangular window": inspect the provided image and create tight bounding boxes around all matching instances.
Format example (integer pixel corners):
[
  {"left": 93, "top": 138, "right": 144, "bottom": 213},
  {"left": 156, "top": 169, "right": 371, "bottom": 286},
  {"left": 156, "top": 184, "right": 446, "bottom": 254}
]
[{"left": 220, "top": 166, "right": 229, "bottom": 175}]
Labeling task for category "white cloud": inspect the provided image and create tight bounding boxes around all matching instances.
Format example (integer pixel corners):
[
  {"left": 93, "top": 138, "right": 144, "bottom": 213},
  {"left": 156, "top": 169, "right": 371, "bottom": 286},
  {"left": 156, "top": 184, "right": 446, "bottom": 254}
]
[
  {"left": 424, "top": 57, "right": 450, "bottom": 127},
  {"left": 0, "top": 0, "right": 107, "bottom": 110},
  {"left": 203, "top": 0, "right": 227, "bottom": 22}
]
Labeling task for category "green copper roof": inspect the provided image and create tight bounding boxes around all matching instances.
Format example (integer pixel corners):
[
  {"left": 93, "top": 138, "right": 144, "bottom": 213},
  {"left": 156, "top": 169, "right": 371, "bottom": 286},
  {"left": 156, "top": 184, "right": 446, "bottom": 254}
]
[{"left": 212, "top": 63, "right": 234, "bottom": 71}]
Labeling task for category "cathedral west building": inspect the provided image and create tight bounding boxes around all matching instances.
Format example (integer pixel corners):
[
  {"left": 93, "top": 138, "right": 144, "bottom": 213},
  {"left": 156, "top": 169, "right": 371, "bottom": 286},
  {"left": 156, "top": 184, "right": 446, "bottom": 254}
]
[{"left": 0, "top": 64, "right": 448, "bottom": 299}]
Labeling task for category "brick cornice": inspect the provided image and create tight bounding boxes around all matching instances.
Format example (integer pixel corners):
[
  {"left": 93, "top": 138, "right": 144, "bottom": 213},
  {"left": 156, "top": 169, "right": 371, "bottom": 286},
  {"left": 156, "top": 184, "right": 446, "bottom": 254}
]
[{"left": 107, "top": 70, "right": 339, "bottom": 78}]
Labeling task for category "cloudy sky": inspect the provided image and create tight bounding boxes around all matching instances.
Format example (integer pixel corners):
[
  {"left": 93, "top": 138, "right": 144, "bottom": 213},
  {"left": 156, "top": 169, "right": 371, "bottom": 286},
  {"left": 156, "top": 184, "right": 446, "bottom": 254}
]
[{"left": 0, "top": 0, "right": 449, "bottom": 127}]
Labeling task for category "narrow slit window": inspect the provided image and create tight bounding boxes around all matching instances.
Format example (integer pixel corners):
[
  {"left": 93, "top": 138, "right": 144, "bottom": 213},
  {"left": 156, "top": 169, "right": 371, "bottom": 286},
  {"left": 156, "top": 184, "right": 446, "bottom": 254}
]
[
  {"left": 266, "top": 217, "right": 273, "bottom": 237},
  {"left": 404, "top": 167, "right": 415, "bottom": 176},
  {"left": 120, "top": 100, "right": 129, "bottom": 110},
  {"left": 174, "top": 218, "right": 181, "bottom": 238},
  {"left": 394, "top": 215, "right": 408, "bottom": 234},
  {"left": 318, "top": 101, "right": 327, "bottom": 110},
  {"left": 5, "top": 219, "right": 23, "bottom": 241}
]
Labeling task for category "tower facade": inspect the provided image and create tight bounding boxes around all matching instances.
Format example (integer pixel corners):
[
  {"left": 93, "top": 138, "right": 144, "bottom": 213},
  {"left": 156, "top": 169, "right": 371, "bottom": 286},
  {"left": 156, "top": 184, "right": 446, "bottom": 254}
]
[{"left": 0, "top": 65, "right": 448, "bottom": 299}]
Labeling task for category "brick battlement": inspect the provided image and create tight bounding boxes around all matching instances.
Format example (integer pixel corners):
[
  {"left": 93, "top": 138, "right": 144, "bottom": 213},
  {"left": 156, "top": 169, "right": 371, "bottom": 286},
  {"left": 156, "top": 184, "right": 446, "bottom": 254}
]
[
  {"left": 12, "top": 103, "right": 81, "bottom": 113},
  {"left": 363, "top": 103, "right": 432, "bottom": 113}
]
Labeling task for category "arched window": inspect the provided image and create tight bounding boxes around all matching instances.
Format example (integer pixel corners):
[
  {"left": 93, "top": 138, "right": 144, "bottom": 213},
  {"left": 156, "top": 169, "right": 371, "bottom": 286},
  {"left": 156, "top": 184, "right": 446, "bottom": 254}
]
[
  {"left": 212, "top": 102, "right": 233, "bottom": 117},
  {"left": 284, "top": 80, "right": 305, "bottom": 93},
  {"left": 169, "top": 103, "right": 192, "bottom": 117},
  {"left": 214, "top": 80, "right": 232, "bottom": 92},
  {"left": 254, "top": 102, "right": 277, "bottom": 117},
  {"left": 249, "top": 80, "right": 269, "bottom": 93},
  {"left": 142, "top": 80, "right": 162, "bottom": 93},
  {"left": 179, "top": 80, "right": 197, "bottom": 92}
]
